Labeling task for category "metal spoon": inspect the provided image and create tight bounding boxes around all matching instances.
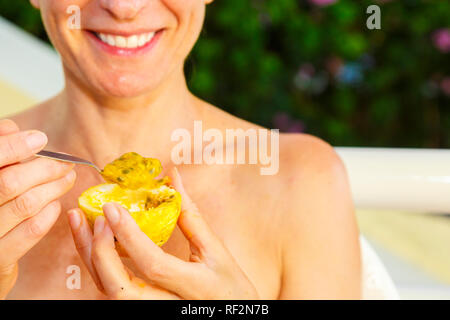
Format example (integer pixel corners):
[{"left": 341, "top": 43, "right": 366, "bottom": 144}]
[{"left": 36, "top": 150, "right": 102, "bottom": 173}]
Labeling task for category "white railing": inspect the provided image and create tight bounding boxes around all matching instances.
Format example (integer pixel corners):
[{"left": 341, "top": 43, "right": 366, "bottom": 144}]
[
  {"left": 336, "top": 147, "right": 450, "bottom": 213},
  {"left": 338, "top": 147, "right": 450, "bottom": 299},
  {"left": 0, "top": 16, "right": 63, "bottom": 101}
]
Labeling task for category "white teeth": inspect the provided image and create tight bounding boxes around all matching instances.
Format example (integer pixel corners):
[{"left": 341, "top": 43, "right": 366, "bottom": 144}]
[
  {"left": 95, "top": 32, "right": 156, "bottom": 48},
  {"left": 146, "top": 32, "right": 155, "bottom": 42},
  {"left": 137, "top": 34, "right": 147, "bottom": 47},
  {"left": 115, "top": 36, "right": 127, "bottom": 48},
  {"left": 127, "top": 35, "right": 138, "bottom": 48},
  {"left": 106, "top": 35, "right": 115, "bottom": 46}
]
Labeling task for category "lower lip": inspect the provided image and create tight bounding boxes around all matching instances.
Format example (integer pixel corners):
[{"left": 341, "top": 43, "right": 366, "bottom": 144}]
[{"left": 86, "top": 30, "right": 163, "bottom": 56}]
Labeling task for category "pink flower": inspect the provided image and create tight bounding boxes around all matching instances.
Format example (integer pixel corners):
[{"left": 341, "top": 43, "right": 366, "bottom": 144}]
[
  {"left": 432, "top": 28, "right": 450, "bottom": 53},
  {"left": 273, "top": 112, "right": 305, "bottom": 133},
  {"left": 308, "top": 0, "right": 337, "bottom": 7},
  {"left": 326, "top": 56, "right": 343, "bottom": 76}
]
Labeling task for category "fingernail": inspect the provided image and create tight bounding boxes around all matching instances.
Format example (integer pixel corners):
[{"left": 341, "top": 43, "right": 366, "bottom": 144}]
[
  {"left": 25, "top": 131, "right": 47, "bottom": 152},
  {"left": 94, "top": 216, "right": 105, "bottom": 234},
  {"left": 103, "top": 203, "right": 120, "bottom": 225},
  {"left": 68, "top": 210, "right": 81, "bottom": 230}
]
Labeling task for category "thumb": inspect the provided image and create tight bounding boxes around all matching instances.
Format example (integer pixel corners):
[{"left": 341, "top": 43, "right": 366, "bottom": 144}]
[{"left": 169, "top": 167, "right": 200, "bottom": 218}]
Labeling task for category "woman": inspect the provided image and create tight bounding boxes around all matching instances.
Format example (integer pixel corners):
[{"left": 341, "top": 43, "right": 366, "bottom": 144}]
[{"left": 0, "top": 0, "right": 361, "bottom": 299}]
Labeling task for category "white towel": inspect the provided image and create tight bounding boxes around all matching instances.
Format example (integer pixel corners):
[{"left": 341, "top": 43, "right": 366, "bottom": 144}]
[{"left": 360, "top": 235, "right": 399, "bottom": 299}]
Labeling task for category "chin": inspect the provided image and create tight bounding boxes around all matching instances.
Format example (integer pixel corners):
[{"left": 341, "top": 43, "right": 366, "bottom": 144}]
[
  {"left": 93, "top": 73, "right": 162, "bottom": 98},
  {"left": 99, "top": 82, "right": 150, "bottom": 98}
]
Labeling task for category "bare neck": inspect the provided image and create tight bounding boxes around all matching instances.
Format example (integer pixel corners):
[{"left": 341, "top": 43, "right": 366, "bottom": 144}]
[{"left": 44, "top": 68, "right": 202, "bottom": 168}]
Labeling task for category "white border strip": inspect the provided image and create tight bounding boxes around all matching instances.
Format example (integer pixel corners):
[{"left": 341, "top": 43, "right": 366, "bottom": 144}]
[{"left": 0, "top": 16, "right": 64, "bottom": 101}]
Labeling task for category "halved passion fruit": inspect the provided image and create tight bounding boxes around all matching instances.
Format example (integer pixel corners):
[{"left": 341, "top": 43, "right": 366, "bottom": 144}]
[{"left": 78, "top": 153, "right": 181, "bottom": 247}]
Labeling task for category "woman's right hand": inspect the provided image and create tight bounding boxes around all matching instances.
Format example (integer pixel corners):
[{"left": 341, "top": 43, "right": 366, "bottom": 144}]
[{"left": 0, "top": 119, "right": 76, "bottom": 299}]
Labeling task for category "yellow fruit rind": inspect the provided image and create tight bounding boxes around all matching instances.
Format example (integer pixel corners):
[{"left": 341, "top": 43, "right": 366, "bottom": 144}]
[{"left": 78, "top": 183, "right": 181, "bottom": 247}]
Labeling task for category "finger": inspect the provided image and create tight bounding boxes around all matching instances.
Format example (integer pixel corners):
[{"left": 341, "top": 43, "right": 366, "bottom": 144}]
[
  {"left": 91, "top": 216, "right": 137, "bottom": 299},
  {"left": 67, "top": 208, "right": 103, "bottom": 291},
  {"left": 169, "top": 167, "right": 223, "bottom": 255},
  {"left": 0, "top": 130, "right": 47, "bottom": 168},
  {"left": 90, "top": 215, "right": 180, "bottom": 300},
  {"left": 0, "top": 170, "right": 76, "bottom": 238},
  {"left": 0, "top": 200, "right": 61, "bottom": 267},
  {"left": 0, "top": 158, "right": 75, "bottom": 205},
  {"left": 138, "top": 283, "right": 181, "bottom": 300},
  {"left": 0, "top": 263, "right": 17, "bottom": 300},
  {"left": 121, "top": 261, "right": 181, "bottom": 300},
  {"left": 103, "top": 202, "right": 205, "bottom": 299},
  {"left": 0, "top": 119, "right": 20, "bottom": 136}
]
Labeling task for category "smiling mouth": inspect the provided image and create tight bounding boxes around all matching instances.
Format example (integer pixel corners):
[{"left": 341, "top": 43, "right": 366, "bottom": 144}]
[{"left": 92, "top": 31, "right": 157, "bottom": 49}]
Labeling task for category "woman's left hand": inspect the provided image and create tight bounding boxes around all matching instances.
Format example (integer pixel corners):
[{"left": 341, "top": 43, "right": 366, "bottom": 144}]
[{"left": 67, "top": 168, "right": 259, "bottom": 300}]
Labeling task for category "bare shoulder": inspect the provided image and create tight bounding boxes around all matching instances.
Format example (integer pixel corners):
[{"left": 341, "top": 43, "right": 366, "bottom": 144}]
[
  {"left": 276, "top": 132, "right": 355, "bottom": 230},
  {"left": 276, "top": 133, "right": 361, "bottom": 299},
  {"left": 270, "top": 133, "right": 355, "bottom": 229},
  {"left": 278, "top": 133, "right": 346, "bottom": 178},
  {"left": 198, "top": 98, "right": 265, "bottom": 131}
]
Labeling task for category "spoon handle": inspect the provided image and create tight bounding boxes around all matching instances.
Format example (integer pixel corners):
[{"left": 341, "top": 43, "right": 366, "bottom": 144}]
[{"left": 36, "top": 150, "right": 101, "bottom": 172}]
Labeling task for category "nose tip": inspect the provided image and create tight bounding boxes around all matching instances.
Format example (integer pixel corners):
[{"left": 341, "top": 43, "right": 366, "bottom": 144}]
[{"left": 100, "top": 0, "right": 147, "bottom": 20}]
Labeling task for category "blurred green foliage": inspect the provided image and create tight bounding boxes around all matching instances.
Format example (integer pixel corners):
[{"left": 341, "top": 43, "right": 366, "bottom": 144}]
[{"left": 1, "top": 0, "right": 449, "bottom": 147}]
